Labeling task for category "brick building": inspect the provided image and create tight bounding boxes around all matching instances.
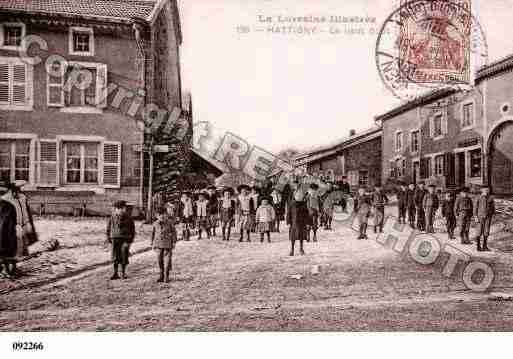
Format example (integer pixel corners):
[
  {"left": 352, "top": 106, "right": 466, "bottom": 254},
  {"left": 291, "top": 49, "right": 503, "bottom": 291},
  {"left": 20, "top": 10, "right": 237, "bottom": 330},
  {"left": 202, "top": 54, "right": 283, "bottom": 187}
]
[
  {"left": 377, "top": 53, "right": 513, "bottom": 195},
  {"left": 294, "top": 127, "right": 382, "bottom": 190},
  {"left": 0, "top": 0, "right": 185, "bottom": 215}
]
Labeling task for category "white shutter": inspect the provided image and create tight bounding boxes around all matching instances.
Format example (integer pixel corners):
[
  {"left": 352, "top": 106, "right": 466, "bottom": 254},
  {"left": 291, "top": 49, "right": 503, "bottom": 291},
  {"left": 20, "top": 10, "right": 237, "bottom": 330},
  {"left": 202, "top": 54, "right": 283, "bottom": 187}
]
[
  {"left": 95, "top": 64, "right": 108, "bottom": 108},
  {"left": 103, "top": 141, "right": 121, "bottom": 188},
  {"left": 47, "top": 61, "right": 65, "bottom": 107},
  {"left": 0, "top": 63, "right": 9, "bottom": 104},
  {"left": 12, "top": 64, "right": 26, "bottom": 104},
  {"left": 38, "top": 139, "right": 59, "bottom": 186}
]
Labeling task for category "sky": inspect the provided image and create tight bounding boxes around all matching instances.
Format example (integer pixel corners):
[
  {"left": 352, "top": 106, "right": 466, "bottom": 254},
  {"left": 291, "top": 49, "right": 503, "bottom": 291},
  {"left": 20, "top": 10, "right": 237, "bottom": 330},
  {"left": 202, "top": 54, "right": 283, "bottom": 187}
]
[{"left": 178, "top": 0, "right": 513, "bottom": 154}]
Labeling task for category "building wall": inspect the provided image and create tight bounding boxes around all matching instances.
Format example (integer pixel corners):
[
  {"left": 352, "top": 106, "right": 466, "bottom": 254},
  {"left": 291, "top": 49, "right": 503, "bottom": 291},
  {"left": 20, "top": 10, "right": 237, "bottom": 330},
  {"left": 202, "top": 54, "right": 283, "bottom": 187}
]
[
  {"left": 344, "top": 136, "right": 381, "bottom": 188},
  {"left": 0, "top": 20, "right": 147, "bottom": 214}
]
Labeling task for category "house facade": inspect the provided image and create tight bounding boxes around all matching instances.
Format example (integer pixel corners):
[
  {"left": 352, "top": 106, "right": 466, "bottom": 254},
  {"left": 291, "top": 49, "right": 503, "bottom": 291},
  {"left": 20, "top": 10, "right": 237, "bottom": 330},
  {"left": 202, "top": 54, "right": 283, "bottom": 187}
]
[
  {"left": 377, "top": 54, "right": 513, "bottom": 195},
  {"left": 294, "top": 127, "right": 382, "bottom": 190},
  {"left": 0, "top": 0, "right": 184, "bottom": 215}
]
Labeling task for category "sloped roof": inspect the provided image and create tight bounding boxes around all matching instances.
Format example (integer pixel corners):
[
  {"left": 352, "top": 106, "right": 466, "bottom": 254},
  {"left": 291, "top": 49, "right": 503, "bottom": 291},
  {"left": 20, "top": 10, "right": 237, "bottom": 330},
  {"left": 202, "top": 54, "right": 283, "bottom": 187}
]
[
  {"left": 0, "top": 0, "right": 159, "bottom": 22},
  {"left": 296, "top": 125, "right": 382, "bottom": 161}
]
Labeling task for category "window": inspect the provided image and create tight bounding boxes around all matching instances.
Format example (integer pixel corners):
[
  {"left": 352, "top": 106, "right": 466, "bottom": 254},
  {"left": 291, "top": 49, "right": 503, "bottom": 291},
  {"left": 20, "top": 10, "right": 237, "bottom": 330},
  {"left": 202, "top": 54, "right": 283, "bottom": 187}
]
[
  {"left": 0, "top": 139, "right": 30, "bottom": 183},
  {"left": 434, "top": 155, "right": 444, "bottom": 176},
  {"left": 133, "top": 150, "right": 142, "bottom": 178},
  {"left": 64, "top": 142, "right": 99, "bottom": 184},
  {"left": 462, "top": 102, "right": 474, "bottom": 129},
  {"left": 69, "top": 27, "right": 94, "bottom": 56},
  {"left": 433, "top": 114, "right": 443, "bottom": 137},
  {"left": 0, "top": 23, "right": 25, "bottom": 50},
  {"left": 469, "top": 148, "right": 481, "bottom": 178},
  {"left": 0, "top": 57, "right": 33, "bottom": 110},
  {"left": 50, "top": 61, "right": 107, "bottom": 110},
  {"left": 358, "top": 170, "right": 369, "bottom": 186},
  {"left": 410, "top": 130, "right": 419, "bottom": 153},
  {"left": 395, "top": 131, "right": 403, "bottom": 152}
]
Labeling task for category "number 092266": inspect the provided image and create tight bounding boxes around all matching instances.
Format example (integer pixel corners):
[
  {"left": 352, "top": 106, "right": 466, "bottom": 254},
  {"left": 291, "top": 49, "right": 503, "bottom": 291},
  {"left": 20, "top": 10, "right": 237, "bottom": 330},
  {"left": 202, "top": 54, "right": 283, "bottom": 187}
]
[{"left": 12, "top": 342, "right": 44, "bottom": 351}]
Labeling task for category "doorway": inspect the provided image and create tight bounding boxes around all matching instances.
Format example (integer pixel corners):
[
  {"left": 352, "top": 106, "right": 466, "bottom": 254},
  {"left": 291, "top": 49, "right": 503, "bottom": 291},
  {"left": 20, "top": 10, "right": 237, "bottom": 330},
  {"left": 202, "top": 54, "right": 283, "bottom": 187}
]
[
  {"left": 456, "top": 152, "right": 466, "bottom": 188},
  {"left": 413, "top": 161, "right": 420, "bottom": 184}
]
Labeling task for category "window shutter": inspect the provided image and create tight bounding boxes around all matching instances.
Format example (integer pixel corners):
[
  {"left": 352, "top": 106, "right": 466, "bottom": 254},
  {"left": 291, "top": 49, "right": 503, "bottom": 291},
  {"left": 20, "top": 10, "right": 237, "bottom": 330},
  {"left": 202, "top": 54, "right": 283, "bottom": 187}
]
[
  {"left": 38, "top": 139, "right": 59, "bottom": 186},
  {"left": 0, "top": 63, "right": 9, "bottom": 104},
  {"left": 12, "top": 64, "right": 26, "bottom": 105},
  {"left": 103, "top": 141, "right": 121, "bottom": 188},
  {"left": 429, "top": 117, "right": 434, "bottom": 137},
  {"left": 95, "top": 64, "right": 108, "bottom": 108},
  {"left": 47, "top": 62, "right": 65, "bottom": 107}
]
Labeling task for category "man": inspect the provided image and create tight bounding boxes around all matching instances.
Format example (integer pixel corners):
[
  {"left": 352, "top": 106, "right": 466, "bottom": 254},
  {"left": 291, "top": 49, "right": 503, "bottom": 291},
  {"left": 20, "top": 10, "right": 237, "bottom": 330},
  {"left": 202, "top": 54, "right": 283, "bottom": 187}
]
[
  {"left": 423, "top": 184, "right": 439, "bottom": 233},
  {"left": 0, "top": 181, "right": 38, "bottom": 278},
  {"left": 338, "top": 176, "right": 350, "bottom": 212},
  {"left": 414, "top": 182, "right": 427, "bottom": 231},
  {"left": 206, "top": 186, "right": 219, "bottom": 237},
  {"left": 371, "top": 185, "right": 388, "bottom": 233},
  {"left": 270, "top": 188, "right": 284, "bottom": 232},
  {"left": 455, "top": 187, "right": 473, "bottom": 245},
  {"left": 406, "top": 183, "right": 417, "bottom": 228},
  {"left": 474, "top": 185, "right": 495, "bottom": 252},
  {"left": 441, "top": 191, "right": 456, "bottom": 239},
  {"left": 396, "top": 182, "right": 408, "bottom": 224},
  {"left": 287, "top": 188, "right": 310, "bottom": 256}
]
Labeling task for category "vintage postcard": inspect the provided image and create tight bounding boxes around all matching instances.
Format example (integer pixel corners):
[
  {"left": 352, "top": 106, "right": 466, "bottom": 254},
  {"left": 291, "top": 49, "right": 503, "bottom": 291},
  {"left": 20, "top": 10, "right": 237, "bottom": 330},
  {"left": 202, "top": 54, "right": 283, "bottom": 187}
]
[{"left": 1, "top": 0, "right": 513, "bottom": 353}]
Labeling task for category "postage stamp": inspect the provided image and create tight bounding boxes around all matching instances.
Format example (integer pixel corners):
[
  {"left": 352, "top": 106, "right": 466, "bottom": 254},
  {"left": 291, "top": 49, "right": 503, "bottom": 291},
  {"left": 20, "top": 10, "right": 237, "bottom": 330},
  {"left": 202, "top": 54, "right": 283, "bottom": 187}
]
[{"left": 375, "top": 0, "right": 488, "bottom": 102}]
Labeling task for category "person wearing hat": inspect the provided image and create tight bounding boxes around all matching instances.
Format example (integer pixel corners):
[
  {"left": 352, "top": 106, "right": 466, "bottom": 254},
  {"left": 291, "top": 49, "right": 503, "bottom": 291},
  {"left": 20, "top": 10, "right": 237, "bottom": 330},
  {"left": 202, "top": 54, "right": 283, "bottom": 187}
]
[
  {"left": 207, "top": 186, "right": 219, "bottom": 237},
  {"left": 396, "top": 182, "right": 408, "bottom": 224},
  {"left": 195, "top": 192, "right": 211, "bottom": 239},
  {"left": 306, "top": 183, "right": 321, "bottom": 242},
  {"left": 406, "top": 183, "right": 417, "bottom": 228},
  {"left": 179, "top": 192, "right": 194, "bottom": 241},
  {"left": 270, "top": 188, "right": 284, "bottom": 232},
  {"left": 237, "top": 184, "right": 255, "bottom": 242},
  {"left": 219, "top": 187, "right": 237, "bottom": 241},
  {"left": 0, "top": 180, "right": 38, "bottom": 278},
  {"left": 249, "top": 186, "right": 261, "bottom": 233},
  {"left": 106, "top": 200, "right": 135, "bottom": 280},
  {"left": 371, "top": 184, "right": 388, "bottom": 233},
  {"left": 151, "top": 205, "right": 177, "bottom": 283},
  {"left": 414, "top": 182, "right": 427, "bottom": 231},
  {"left": 474, "top": 185, "right": 495, "bottom": 251},
  {"left": 287, "top": 187, "right": 311, "bottom": 256},
  {"left": 441, "top": 191, "right": 456, "bottom": 239},
  {"left": 455, "top": 187, "right": 473, "bottom": 245},
  {"left": 422, "top": 184, "right": 439, "bottom": 233}
]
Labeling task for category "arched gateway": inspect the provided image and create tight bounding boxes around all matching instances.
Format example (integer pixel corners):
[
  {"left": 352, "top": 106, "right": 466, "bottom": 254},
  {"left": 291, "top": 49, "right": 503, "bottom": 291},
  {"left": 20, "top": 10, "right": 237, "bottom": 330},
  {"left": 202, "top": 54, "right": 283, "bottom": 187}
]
[{"left": 488, "top": 120, "right": 513, "bottom": 195}]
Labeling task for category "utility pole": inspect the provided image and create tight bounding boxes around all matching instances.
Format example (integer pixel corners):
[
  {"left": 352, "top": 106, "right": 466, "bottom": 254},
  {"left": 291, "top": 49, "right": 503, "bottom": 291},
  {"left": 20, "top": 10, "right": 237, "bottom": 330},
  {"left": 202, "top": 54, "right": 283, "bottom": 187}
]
[{"left": 146, "top": 135, "right": 154, "bottom": 223}]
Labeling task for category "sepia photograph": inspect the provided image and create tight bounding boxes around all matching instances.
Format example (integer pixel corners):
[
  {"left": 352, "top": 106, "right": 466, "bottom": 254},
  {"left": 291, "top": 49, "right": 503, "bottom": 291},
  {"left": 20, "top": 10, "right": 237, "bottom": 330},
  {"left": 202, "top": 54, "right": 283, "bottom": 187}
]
[{"left": 1, "top": 0, "right": 513, "bottom": 354}]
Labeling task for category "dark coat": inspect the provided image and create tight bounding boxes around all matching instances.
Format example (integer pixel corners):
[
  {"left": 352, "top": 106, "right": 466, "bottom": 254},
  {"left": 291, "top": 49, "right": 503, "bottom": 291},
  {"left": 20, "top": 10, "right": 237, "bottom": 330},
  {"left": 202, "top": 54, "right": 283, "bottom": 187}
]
[
  {"left": 455, "top": 196, "right": 473, "bottom": 217},
  {"left": 475, "top": 195, "right": 495, "bottom": 219},
  {"left": 406, "top": 189, "right": 416, "bottom": 208},
  {"left": 422, "top": 192, "right": 439, "bottom": 212},
  {"left": 414, "top": 188, "right": 427, "bottom": 207},
  {"left": 0, "top": 200, "right": 17, "bottom": 259},
  {"left": 207, "top": 195, "right": 219, "bottom": 214},
  {"left": 106, "top": 212, "right": 136, "bottom": 243},
  {"left": 397, "top": 188, "right": 408, "bottom": 208},
  {"left": 442, "top": 198, "right": 456, "bottom": 218},
  {"left": 372, "top": 191, "right": 388, "bottom": 208},
  {"left": 286, "top": 199, "right": 311, "bottom": 242}
]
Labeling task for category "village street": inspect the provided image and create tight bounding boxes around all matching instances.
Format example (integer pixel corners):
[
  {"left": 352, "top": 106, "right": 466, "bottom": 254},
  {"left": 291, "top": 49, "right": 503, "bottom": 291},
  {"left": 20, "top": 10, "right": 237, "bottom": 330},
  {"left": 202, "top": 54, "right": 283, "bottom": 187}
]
[{"left": 2, "top": 206, "right": 513, "bottom": 331}]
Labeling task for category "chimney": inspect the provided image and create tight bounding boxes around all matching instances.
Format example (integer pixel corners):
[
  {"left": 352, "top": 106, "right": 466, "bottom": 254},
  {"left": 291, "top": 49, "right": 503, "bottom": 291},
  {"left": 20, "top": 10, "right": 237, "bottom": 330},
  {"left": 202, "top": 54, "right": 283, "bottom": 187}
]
[{"left": 349, "top": 129, "right": 356, "bottom": 136}]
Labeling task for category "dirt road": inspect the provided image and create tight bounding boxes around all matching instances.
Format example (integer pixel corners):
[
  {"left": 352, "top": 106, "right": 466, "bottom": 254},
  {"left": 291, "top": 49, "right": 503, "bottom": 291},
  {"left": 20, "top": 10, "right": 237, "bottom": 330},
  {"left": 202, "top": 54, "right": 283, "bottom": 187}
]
[{"left": 2, "top": 217, "right": 513, "bottom": 331}]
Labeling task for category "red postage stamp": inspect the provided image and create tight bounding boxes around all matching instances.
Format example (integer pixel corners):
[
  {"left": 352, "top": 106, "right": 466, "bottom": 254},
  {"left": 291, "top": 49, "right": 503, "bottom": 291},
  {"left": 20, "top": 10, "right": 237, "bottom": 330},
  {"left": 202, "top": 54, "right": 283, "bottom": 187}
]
[{"left": 397, "top": 0, "right": 472, "bottom": 84}]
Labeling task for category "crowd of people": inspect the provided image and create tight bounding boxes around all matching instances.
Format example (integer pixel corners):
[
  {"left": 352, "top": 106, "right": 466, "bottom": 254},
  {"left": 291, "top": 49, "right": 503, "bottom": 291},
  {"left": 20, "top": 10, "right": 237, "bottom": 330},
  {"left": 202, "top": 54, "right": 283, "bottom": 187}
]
[{"left": 0, "top": 175, "right": 497, "bottom": 283}]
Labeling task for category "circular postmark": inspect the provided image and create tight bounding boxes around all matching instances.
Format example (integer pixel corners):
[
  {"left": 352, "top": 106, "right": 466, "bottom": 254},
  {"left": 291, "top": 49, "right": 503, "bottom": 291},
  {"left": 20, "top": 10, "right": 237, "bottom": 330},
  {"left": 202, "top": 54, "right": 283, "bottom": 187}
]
[{"left": 375, "top": 0, "right": 488, "bottom": 106}]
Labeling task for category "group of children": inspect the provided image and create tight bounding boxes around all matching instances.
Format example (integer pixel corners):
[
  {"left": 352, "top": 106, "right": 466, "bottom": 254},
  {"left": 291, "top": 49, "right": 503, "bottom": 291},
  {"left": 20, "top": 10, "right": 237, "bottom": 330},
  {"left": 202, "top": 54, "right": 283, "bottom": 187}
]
[{"left": 395, "top": 182, "right": 496, "bottom": 251}]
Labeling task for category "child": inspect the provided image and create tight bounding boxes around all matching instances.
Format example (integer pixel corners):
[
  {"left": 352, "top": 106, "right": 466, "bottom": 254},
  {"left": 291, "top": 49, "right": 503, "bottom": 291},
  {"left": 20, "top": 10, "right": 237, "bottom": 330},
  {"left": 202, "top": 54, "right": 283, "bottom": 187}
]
[
  {"left": 237, "top": 184, "right": 255, "bottom": 242},
  {"left": 106, "top": 200, "right": 135, "bottom": 280},
  {"left": 219, "top": 187, "right": 236, "bottom": 241},
  {"left": 396, "top": 182, "right": 408, "bottom": 224},
  {"left": 354, "top": 187, "right": 371, "bottom": 239},
  {"left": 207, "top": 186, "right": 219, "bottom": 236},
  {"left": 287, "top": 188, "right": 310, "bottom": 256},
  {"left": 455, "top": 187, "right": 473, "bottom": 245},
  {"left": 423, "top": 184, "right": 439, "bottom": 234},
  {"left": 475, "top": 185, "right": 495, "bottom": 251},
  {"left": 179, "top": 192, "right": 194, "bottom": 241},
  {"left": 196, "top": 192, "right": 210, "bottom": 239},
  {"left": 255, "top": 197, "right": 276, "bottom": 243},
  {"left": 151, "top": 205, "right": 177, "bottom": 283},
  {"left": 306, "top": 183, "right": 321, "bottom": 242},
  {"left": 371, "top": 185, "right": 388, "bottom": 233},
  {"left": 250, "top": 186, "right": 260, "bottom": 232},
  {"left": 270, "top": 188, "right": 284, "bottom": 232},
  {"left": 442, "top": 191, "right": 456, "bottom": 239}
]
